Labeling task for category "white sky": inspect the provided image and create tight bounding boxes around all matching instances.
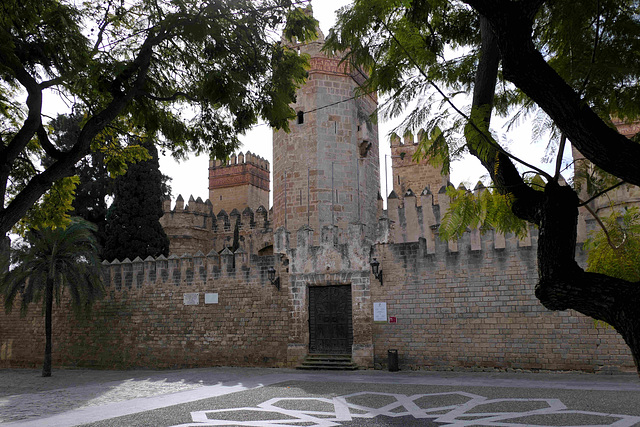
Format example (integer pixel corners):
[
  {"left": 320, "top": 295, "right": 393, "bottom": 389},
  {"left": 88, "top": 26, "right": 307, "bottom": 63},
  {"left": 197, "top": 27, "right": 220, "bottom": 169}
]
[{"left": 157, "top": 0, "right": 571, "bottom": 206}]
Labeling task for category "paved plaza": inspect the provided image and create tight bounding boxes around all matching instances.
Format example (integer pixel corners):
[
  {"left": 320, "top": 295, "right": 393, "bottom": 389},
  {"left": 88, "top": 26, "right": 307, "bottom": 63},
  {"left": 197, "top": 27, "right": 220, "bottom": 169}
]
[{"left": 1, "top": 367, "right": 640, "bottom": 426}]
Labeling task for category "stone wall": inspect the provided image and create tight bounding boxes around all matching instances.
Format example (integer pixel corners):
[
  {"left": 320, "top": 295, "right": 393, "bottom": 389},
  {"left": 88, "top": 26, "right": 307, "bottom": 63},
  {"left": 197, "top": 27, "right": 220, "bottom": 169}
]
[
  {"left": 272, "top": 31, "right": 380, "bottom": 248},
  {"left": 0, "top": 252, "right": 288, "bottom": 369},
  {"left": 275, "top": 224, "right": 375, "bottom": 368},
  {"left": 369, "top": 235, "right": 634, "bottom": 372},
  {"left": 368, "top": 187, "right": 635, "bottom": 373}
]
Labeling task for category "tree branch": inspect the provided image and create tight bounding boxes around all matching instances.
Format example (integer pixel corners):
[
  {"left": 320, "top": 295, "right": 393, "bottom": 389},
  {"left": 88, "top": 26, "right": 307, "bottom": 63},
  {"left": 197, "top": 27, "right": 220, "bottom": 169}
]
[
  {"left": 578, "top": 180, "right": 627, "bottom": 207},
  {"left": 0, "top": 54, "right": 43, "bottom": 168},
  {"left": 581, "top": 202, "right": 626, "bottom": 250},
  {"left": 37, "top": 124, "right": 64, "bottom": 160},
  {"left": 143, "top": 91, "right": 199, "bottom": 102},
  {"left": 375, "top": 14, "right": 552, "bottom": 182},
  {"left": 553, "top": 133, "right": 566, "bottom": 181},
  {"left": 0, "top": 17, "right": 160, "bottom": 235},
  {"left": 464, "top": 0, "right": 640, "bottom": 188}
]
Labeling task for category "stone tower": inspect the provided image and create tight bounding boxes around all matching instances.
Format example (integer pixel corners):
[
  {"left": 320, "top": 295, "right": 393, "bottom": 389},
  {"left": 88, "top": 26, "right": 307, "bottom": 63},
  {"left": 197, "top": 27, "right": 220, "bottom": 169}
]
[
  {"left": 208, "top": 151, "right": 269, "bottom": 213},
  {"left": 390, "top": 131, "right": 450, "bottom": 201},
  {"left": 573, "top": 119, "right": 640, "bottom": 241},
  {"left": 272, "top": 24, "right": 380, "bottom": 244}
]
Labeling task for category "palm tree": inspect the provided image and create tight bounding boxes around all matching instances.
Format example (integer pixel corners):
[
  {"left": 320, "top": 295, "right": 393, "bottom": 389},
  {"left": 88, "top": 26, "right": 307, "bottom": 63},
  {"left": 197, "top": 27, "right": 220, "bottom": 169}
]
[{"left": 0, "top": 218, "right": 103, "bottom": 377}]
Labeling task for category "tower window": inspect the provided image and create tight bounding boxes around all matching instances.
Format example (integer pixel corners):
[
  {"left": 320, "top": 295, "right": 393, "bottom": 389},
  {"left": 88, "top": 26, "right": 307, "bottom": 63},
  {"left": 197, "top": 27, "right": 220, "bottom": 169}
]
[{"left": 297, "top": 111, "right": 304, "bottom": 124}]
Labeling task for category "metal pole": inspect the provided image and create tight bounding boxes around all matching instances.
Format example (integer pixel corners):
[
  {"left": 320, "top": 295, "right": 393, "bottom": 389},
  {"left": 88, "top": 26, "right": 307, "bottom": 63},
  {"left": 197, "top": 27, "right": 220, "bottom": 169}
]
[
  {"left": 307, "top": 167, "right": 310, "bottom": 227},
  {"left": 385, "top": 154, "right": 388, "bottom": 209},
  {"left": 357, "top": 159, "right": 361, "bottom": 223},
  {"left": 284, "top": 171, "right": 288, "bottom": 229},
  {"left": 331, "top": 162, "right": 335, "bottom": 226}
]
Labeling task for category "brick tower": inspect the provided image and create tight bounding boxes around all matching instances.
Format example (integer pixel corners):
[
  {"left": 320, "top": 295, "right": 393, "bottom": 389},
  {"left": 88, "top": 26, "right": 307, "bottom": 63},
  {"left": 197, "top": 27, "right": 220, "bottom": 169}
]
[
  {"left": 272, "top": 23, "right": 380, "bottom": 244},
  {"left": 390, "top": 131, "right": 450, "bottom": 201},
  {"left": 208, "top": 151, "right": 269, "bottom": 213}
]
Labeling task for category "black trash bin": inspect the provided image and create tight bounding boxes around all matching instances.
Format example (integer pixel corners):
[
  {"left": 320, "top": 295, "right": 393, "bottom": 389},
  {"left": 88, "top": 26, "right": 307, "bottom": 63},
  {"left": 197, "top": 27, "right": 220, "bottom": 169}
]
[{"left": 388, "top": 349, "right": 399, "bottom": 372}]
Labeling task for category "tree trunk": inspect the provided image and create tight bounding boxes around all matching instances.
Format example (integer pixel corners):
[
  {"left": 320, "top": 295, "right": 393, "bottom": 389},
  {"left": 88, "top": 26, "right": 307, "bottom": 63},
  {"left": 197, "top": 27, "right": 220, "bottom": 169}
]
[
  {"left": 534, "top": 183, "right": 640, "bottom": 375},
  {"left": 42, "top": 277, "right": 53, "bottom": 377}
]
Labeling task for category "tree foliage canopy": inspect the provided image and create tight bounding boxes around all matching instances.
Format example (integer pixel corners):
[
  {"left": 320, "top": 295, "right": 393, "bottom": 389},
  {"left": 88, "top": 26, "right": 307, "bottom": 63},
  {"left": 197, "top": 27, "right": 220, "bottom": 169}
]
[
  {"left": 1, "top": 218, "right": 103, "bottom": 315},
  {"left": 0, "top": 0, "right": 316, "bottom": 235},
  {"left": 326, "top": 0, "right": 640, "bottom": 235}
]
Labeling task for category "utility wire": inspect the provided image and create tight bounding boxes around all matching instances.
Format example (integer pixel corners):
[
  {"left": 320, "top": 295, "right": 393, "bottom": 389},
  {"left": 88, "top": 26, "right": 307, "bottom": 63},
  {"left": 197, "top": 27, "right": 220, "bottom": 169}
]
[{"left": 248, "top": 89, "right": 376, "bottom": 129}]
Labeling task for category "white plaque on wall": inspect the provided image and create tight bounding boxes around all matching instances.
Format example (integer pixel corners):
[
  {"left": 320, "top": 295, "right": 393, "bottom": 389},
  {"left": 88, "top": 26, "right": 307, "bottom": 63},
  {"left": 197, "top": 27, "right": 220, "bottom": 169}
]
[
  {"left": 373, "top": 302, "right": 387, "bottom": 322},
  {"left": 205, "top": 293, "right": 219, "bottom": 304},
  {"left": 183, "top": 293, "right": 199, "bottom": 305}
]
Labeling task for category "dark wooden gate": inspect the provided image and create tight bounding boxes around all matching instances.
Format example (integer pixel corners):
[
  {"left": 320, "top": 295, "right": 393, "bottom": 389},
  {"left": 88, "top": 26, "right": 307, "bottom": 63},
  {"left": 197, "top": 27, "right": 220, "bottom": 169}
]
[{"left": 309, "top": 285, "right": 353, "bottom": 354}]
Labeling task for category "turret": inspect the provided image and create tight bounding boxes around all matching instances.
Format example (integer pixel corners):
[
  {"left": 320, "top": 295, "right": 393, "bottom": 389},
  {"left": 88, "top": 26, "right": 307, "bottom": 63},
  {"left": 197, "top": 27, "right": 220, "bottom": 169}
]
[
  {"left": 272, "top": 8, "right": 380, "bottom": 246},
  {"left": 389, "top": 128, "right": 450, "bottom": 205},
  {"left": 208, "top": 151, "right": 270, "bottom": 213}
]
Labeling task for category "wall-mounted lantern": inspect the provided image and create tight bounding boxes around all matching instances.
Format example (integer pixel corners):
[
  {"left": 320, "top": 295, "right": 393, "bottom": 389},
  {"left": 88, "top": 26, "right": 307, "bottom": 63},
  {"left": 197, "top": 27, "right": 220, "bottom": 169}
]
[
  {"left": 370, "top": 258, "right": 383, "bottom": 286},
  {"left": 267, "top": 266, "right": 280, "bottom": 290}
]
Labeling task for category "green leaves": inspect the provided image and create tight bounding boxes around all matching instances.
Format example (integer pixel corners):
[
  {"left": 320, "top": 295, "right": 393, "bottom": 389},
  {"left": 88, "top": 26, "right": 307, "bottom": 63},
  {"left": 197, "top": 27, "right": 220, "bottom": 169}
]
[
  {"left": 412, "top": 126, "right": 451, "bottom": 176},
  {"left": 584, "top": 207, "right": 640, "bottom": 282},
  {"left": 1, "top": 0, "right": 319, "bottom": 234},
  {"left": 325, "top": 0, "right": 478, "bottom": 123},
  {"left": 14, "top": 176, "right": 80, "bottom": 236},
  {"left": 535, "top": 0, "right": 640, "bottom": 121},
  {"left": 439, "top": 184, "right": 529, "bottom": 241},
  {"left": 103, "top": 139, "right": 169, "bottom": 262},
  {"left": 283, "top": 6, "right": 318, "bottom": 42},
  {"left": 1, "top": 217, "right": 103, "bottom": 316}
]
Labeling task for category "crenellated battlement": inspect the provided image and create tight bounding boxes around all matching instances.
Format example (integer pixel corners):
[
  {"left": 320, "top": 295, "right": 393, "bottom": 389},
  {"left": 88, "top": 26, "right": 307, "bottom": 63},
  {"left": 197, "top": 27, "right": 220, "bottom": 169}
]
[
  {"left": 100, "top": 250, "right": 277, "bottom": 290},
  {"left": 378, "top": 184, "right": 538, "bottom": 252},
  {"left": 209, "top": 151, "right": 270, "bottom": 172},
  {"left": 160, "top": 195, "right": 272, "bottom": 256},
  {"left": 162, "top": 194, "right": 270, "bottom": 229},
  {"left": 389, "top": 130, "right": 450, "bottom": 203}
]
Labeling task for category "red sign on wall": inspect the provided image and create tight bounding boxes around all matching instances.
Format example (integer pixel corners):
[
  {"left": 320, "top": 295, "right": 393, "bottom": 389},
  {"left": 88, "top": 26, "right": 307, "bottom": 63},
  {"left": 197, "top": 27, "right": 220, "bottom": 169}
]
[{"left": 389, "top": 317, "right": 397, "bottom": 324}]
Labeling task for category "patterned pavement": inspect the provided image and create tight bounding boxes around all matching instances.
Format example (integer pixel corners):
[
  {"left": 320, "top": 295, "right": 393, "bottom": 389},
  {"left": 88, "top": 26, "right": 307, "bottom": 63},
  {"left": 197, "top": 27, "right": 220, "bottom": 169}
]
[
  {"left": 170, "top": 390, "right": 640, "bottom": 427},
  {"left": 1, "top": 367, "right": 639, "bottom": 427}
]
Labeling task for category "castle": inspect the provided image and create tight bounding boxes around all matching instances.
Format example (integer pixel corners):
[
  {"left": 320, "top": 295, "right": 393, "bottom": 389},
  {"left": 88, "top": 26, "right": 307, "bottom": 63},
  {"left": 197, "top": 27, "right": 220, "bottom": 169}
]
[{"left": 1, "top": 23, "right": 637, "bottom": 373}]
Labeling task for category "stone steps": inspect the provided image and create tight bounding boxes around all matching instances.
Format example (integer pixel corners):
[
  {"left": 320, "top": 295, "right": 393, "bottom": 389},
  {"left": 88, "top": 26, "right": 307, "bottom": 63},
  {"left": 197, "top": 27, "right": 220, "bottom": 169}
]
[{"left": 296, "top": 354, "right": 359, "bottom": 370}]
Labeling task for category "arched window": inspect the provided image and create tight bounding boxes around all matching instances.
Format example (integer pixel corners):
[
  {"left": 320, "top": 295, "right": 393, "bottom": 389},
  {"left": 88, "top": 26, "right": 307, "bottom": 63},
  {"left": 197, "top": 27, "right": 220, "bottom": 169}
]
[{"left": 297, "top": 111, "right": 304, "bottom": 125}]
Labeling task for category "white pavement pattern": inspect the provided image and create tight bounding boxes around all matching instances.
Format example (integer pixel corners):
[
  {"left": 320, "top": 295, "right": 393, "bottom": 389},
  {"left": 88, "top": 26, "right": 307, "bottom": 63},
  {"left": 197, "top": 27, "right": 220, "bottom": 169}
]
[
  {"left": 169, "top": 391, "right": 640, "bottom": 427},
  {"left": 1, "top": 368, "right": 640, "bottom": 427}
]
